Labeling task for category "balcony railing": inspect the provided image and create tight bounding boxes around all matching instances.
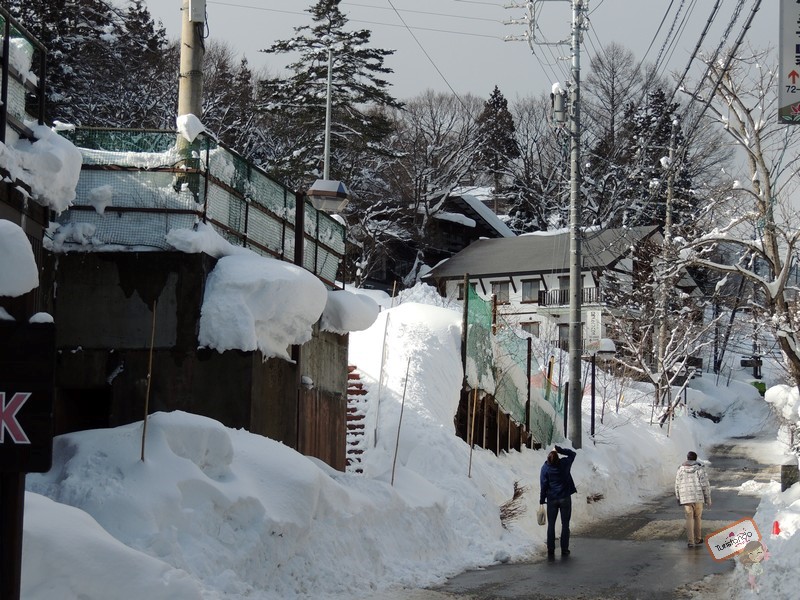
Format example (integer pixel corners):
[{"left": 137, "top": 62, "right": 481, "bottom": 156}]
[{"left": 539, "top": 286, "right": 603, "bottom": 307}]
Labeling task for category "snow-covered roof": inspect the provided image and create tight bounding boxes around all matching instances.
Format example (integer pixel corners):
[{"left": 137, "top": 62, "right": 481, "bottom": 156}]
[
  {"left": 453, "top": 194, "right": 515, "bottom": 238},
  {"left": 424, "top": 226, "right": 660, "bottom": 280}
]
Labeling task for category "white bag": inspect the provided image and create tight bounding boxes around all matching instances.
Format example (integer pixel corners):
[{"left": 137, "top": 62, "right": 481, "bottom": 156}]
[{"left": 537, "top": 504, "right": 546, "bottom": 526}]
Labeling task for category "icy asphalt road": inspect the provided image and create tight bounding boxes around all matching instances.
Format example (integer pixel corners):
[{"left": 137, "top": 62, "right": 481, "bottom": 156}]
[{"left": 375, "top": 435, "right": 780, "bottom": 600}]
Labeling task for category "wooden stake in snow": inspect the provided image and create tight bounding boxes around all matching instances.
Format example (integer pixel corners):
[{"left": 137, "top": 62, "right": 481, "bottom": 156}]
[
  {"left": 373, "top": 313, "right": 391, "bottom": 448},
  {"left": 140, "top": 300, "right": 157, "bottom": 462},
  {"left": 390, "top": 356, "right": 411, "bottom": 486},
  {"left": 468, "top": 388, "right": 478, "bottom": 478}
]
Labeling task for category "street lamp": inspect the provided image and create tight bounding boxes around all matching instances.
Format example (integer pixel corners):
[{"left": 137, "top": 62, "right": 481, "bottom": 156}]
[
  {"left": 307, "top": 179, "right": 350, "bottom": 213},
  {"left": 585, "top": 338, "right": 616, "bottom": 438},
  {"left": 322, "top": 0, "right": 342, "bottom": 180}
]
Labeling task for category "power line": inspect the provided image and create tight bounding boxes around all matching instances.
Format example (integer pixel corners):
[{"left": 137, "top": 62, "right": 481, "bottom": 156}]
[
  {"left": 384, "top": 0, "right": 476, "bottom": 112},
  {"left": 206, "top": 1, "right": 504, "bottom": 39},
  {"left": 342, "top": 1, "right": 503, "bottom": 23}
]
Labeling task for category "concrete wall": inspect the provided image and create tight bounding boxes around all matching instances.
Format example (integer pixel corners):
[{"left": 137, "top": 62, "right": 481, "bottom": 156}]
[{"left": 52, "top": 251, "right": 349, "bottom": 468}]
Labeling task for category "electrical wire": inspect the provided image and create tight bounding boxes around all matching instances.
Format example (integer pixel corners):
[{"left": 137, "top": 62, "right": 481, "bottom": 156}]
[
  {"left": 342, "top": 1, "right": 503, "bottom": 23},
  {"left": 206, "top": 1, "right": 503, "bottom": 39},
  {"left": 384, "top": 0, "right": 477, "bottom": 113}
]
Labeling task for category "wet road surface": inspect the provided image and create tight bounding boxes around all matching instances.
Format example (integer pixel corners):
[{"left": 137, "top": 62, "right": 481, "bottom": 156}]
[{"left": 427, "top": 437, "right": 779, "bottom": 600}]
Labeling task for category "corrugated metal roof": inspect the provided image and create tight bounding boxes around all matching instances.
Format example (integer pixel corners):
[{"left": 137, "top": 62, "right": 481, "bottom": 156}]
[{"left": 424, "top": 226, "right": 660, "bottom": 280}]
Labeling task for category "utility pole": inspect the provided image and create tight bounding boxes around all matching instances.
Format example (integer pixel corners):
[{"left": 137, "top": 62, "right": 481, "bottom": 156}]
[
  {"left": 657, "top": 119, "right": 678, "bottom": 408},
  {"left": 178, "top": 0, "right": 205, "bottom": 120},
  {"left": 505, "top": 0, "right": 587, "bottom": 448},
  {"left": 567, "top": 0, "right": 587, "bottom": 449}
]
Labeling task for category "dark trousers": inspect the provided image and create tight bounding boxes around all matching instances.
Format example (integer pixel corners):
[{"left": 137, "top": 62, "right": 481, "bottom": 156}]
[{"left": 546, "top": 496, "right": 572, "bottom": 552}]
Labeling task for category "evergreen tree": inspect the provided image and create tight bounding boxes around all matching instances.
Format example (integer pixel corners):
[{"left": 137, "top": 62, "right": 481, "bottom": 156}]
[
  {"left": 475, "top": 86, "right": 519, "bottom": 209},
  {"left": 622, "top": 88, "right": 694, "bottom": 229},
  {"left": 9, "top": 0, "right": 176, "bottom": 127},
  {"left": 259, "top": 0, "right": 402, "bottom": 189}
]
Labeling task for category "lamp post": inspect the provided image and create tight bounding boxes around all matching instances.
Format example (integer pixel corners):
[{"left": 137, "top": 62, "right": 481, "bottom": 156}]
[
  {"left": 322, "top": 0, "right": 342, "bottom": 180},
  {"left": 323, "top": 44, "right": 333, "bottom": 180}
]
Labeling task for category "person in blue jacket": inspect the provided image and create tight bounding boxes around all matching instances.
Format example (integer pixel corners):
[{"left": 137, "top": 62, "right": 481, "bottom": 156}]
[{"left": 539, "top": 445, "right": 577, "bottom": 558}]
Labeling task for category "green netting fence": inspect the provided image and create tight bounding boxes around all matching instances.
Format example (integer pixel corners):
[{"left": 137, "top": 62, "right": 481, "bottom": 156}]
[
  {"left": 464, "top": 284, "right": 565, "bottom": 446},
  {"left": 54, "top": 128, "right": 345, "bottom": 286}
]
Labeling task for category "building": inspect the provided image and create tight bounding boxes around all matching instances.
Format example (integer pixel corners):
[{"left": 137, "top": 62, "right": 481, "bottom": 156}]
[{"left": 423, "top": 226, "right": 699, "bottom": 351}]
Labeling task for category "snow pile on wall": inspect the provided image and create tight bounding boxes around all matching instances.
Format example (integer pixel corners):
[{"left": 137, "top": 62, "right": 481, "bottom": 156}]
[
  {"left": 0, "top": 219, "right": 39, "bottom": 297},
  {"left": 320, "top": 289, "right": 380, "bottom": 334},
  {"left": 0, "top": 125, "right": 82, "bottom": 212},
  {"left": 199, "top": 253, "right": 327, "bottom": 360}
]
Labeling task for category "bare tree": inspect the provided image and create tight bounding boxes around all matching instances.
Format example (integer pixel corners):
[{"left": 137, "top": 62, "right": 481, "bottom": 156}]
[{"left": 680, "top": 47, "right": 800, "bottom": 389}]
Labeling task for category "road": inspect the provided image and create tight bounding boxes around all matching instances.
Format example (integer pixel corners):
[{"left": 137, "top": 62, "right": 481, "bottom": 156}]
[{"left": 391, "top": 437, "right": 779, "bottom": 600}]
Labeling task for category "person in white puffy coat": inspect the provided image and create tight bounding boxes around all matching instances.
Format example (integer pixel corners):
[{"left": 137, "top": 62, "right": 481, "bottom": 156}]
[{"left": 675, "top": 451, "right": 712, "bottom": 547}]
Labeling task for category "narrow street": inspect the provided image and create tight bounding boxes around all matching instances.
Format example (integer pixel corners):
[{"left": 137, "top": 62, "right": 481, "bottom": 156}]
[{"left": 406, "top": 436, "right": 780, "bottom": 600}]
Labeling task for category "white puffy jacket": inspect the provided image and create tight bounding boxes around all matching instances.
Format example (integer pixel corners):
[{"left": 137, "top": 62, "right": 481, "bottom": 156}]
[{"left": 675, "top": 460, "right": 711, "bottom": 505}]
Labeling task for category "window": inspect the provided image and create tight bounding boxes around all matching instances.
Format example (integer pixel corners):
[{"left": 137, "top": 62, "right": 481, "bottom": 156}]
[
  {"left": 491, "top": 281, "right": 510, "bottom": 304},
  {"left": 558, "top": 323, "right": 570, "bottom": 351},
  {"left": 456, "top": 282, "right": 476, "bottom": 300},
  {"left": 521, "top": 322, "right": 540, "bottom": 337},
  {"left": 558, "top": 275, "right": 570, "bottom": 290},
  {"left": 521, "top": 279, "right": 540, "bottom": 303}
]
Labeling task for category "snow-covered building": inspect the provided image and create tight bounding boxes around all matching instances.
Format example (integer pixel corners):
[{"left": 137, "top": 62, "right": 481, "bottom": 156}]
[
  {"left": 367, "top": 191, "right": 514, "bottom": 289},
  {"left": 424, "top": 226, "right": 699, "bottom": 350}
]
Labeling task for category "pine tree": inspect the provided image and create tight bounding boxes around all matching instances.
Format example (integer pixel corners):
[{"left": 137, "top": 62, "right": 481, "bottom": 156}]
[
  {"left": 475, "top": 86, "right": 519, "bottom": 210},
  {"left": 622, "top": 88, "right": 694, "bottom": 229},
  {"left": 8, "top": 0, "right": 176, "bottom": 127},
  {"left": 259, "top": 0, "right": 402, "bottom": 189}
]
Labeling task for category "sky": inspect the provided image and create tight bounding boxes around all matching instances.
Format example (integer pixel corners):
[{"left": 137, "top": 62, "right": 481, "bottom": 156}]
[{"left": 144, "top": 0, "right": 780, "bottom": 101}]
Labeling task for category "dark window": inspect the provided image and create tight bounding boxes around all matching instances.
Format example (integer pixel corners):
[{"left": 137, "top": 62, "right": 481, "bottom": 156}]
[
  {"left": 521, "top": 279, "right": 540, "bottom": 303},
  {"left": 521, "top": 322, "right": 540, "bottom": 337},
  {"left": 491, "top": 281, "right": 510, "bottom": 304}
]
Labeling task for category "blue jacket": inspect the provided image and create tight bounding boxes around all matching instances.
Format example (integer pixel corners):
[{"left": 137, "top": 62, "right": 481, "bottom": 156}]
[{"left": 539, "top": 447, "right": 577, "bottom": 504}]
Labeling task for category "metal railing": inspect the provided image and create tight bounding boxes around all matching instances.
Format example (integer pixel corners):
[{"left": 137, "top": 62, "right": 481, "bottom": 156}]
[
  {"left": 0, "top": 6, "right": 46, "bottom": 142},
  {"left": 55, "top": 128, "right": 346, "bottom": 287},
  {"left": 539, "top": 286, "right": 603, "bottom": 307}
]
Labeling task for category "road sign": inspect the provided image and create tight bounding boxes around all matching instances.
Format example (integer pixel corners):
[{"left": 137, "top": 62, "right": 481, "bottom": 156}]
[
  {"left": 779, "top": 0, "right": 800, "bottom": 124},
  {"left": 0, "top": 321, "right": 54, "bottom": 473}
]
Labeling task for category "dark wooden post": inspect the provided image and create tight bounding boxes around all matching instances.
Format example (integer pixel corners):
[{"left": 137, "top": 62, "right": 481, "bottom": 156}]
[{"left": 0, "top": 473, "right": 25, "bottom": 599}]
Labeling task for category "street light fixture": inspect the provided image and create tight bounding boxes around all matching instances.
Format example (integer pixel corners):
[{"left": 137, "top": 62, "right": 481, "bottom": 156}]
[{"left": 307, "top": 179, "right": 350, "bottom": 213}]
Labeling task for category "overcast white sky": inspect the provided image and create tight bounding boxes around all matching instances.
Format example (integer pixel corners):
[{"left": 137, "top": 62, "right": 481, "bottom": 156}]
[{"left": 148, "top": 0, "right": 779, "bottom": 102}]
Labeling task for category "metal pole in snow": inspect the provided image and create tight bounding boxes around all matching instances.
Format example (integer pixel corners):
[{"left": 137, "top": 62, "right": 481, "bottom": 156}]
[{"left": 390, "top": 357, "right": 412, "bottom": 486}]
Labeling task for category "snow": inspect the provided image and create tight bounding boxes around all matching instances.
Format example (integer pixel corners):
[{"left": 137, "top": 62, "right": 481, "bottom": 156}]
[
  {"left": 4, "top": 37, "right": 37, "bottom": 85},
  {"left": 176, "top": 114, "right": 206, "bottom": 143},
  {"left": 198, "top": 253, "right": 328, "bottom": 360},
  {"left": 87, "top": 184, "right": 114, "bottom": 215},
  {"left": 320, "top": 289, "right": 380, "bottom": 334},
  {"left": 433, "top": 211, "right": 476, "bottom": 228},
  {"left": 0, "top": 219, "right": 39, "bottom": 297},
  {"left": 18, "top": 277, "right": 800, "bottom": 599},
  {"left": 0, "top": 124, "right": 82, "bottom": 213}
]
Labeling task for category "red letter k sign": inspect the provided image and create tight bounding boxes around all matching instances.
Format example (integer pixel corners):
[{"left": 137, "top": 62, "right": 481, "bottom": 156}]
[{"left": 0, "top": 392, "right": 31, "bottom": 444}]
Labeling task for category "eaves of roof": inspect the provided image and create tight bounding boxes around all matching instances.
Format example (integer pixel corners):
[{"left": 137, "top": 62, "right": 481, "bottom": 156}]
[{"left": 424, "top": 226, "right": 660, "bottom": 281}]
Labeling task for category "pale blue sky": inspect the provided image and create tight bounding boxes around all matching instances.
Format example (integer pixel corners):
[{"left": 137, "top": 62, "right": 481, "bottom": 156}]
[{"left": 148, "top": 0, "right": 778, "bottom": 102}]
